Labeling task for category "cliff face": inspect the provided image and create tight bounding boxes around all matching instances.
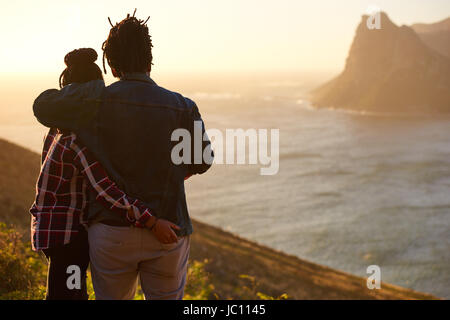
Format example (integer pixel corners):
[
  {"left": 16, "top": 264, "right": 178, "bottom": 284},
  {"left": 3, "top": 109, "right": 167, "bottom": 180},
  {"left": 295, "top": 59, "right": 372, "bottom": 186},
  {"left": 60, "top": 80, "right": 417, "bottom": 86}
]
[{"left": 311, "top": 12, "right": 450, "bottom": 113}]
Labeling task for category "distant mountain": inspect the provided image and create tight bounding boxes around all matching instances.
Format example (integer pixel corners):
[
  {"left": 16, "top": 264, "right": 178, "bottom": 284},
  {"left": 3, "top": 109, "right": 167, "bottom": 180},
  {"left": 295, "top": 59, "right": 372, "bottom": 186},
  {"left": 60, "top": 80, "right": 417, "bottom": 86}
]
[
  {"left": 411, "top": 17, "right": 450, "bottom": 59},
  {"left": 311, "top": 12, "right": 450, "bottom": 113}
]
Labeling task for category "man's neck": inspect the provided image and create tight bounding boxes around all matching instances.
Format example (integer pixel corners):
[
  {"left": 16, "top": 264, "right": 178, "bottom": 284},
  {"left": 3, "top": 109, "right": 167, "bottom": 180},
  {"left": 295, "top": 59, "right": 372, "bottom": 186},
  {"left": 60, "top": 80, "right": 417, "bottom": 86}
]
[{"left": 120, "top": 72, "right": 154, "bottom": 84}]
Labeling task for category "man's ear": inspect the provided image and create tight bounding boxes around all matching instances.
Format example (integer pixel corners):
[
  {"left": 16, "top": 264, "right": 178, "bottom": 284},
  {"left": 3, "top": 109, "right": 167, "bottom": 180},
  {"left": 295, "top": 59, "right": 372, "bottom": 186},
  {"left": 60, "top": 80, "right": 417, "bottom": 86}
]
[{"left": 111, "top": 68, "right": 120, "bottom": 78}]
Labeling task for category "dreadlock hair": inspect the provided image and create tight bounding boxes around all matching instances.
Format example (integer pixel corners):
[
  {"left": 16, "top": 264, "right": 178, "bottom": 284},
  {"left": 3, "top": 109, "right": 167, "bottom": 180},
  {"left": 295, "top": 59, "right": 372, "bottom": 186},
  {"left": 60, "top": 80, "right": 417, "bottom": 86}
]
[
  {"left": 59, "top": 48, "right": 103, "bottom": 88},
  {"left": 102, "top": 11, "right": 152, "bottom": 76}
]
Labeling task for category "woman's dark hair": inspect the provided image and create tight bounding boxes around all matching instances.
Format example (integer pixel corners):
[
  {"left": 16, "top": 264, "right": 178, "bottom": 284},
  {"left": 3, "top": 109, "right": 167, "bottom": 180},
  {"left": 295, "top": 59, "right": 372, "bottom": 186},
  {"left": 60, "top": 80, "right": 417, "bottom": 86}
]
[
  {"left": 59, "top": 48, "right": 103, "bottom": 88},
  {"left": 102, "top": 11, "right": 152, "bottom": 76}
]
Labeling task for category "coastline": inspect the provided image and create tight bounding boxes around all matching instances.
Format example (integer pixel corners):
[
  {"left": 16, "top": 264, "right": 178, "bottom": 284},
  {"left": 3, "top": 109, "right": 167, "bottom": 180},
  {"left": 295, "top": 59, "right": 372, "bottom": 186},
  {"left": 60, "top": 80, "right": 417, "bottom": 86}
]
[{"left": 301, "top": 96, "right": 450, "bottom": 118}]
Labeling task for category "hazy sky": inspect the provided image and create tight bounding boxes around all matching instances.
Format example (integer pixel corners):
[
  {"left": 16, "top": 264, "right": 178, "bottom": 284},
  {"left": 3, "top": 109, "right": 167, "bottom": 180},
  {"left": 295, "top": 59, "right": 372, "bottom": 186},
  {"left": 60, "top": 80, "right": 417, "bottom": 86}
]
[{"left": 1, "top": 0, "right": 449, "bottom": 76}]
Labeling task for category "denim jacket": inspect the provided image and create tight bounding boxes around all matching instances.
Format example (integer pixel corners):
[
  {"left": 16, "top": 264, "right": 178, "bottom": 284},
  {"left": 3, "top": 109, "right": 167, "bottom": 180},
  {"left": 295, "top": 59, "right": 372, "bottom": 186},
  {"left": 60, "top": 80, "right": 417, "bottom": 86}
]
[{"left": 33, "top": 73, "right": 213, "bottom": 236}]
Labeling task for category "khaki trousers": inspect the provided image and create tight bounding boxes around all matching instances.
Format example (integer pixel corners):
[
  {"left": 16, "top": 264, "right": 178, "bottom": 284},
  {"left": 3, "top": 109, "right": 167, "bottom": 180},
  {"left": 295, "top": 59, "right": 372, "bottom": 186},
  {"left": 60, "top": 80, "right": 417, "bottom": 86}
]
[{"left": 88, "top": 222, "right": 190, "bottom": 300}]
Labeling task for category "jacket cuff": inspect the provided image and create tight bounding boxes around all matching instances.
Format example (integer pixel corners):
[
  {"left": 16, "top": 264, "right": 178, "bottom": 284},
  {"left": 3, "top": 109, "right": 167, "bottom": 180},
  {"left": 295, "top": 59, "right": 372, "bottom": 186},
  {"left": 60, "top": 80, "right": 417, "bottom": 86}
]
[
  {"left": 134, "top": 209, "right": 152, "bottom": 228},
  {"left": 125, "top": 207, "right": 137, "bottom": 224}
]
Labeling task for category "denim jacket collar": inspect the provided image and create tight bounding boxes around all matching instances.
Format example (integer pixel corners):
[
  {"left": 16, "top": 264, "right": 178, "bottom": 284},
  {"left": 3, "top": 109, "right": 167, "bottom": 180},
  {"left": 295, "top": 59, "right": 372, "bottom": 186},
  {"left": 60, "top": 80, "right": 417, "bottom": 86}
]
[{"left": 120, "top": 72, "right": 157, "bottom": 85}]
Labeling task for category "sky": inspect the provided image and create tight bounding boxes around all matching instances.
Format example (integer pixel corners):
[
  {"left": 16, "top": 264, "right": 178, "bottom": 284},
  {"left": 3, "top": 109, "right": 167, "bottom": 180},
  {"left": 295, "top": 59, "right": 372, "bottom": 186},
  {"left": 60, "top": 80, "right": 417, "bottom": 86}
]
[{"left": 0, "top": 0, "right": 449, "bottom": 77}]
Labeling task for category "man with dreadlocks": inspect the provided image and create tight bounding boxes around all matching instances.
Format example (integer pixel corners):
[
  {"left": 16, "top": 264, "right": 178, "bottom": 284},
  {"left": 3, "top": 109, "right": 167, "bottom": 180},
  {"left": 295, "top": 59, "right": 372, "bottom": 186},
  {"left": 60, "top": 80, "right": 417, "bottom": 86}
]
[{"left": 32, "top": 11, "right": 213, "bottom": 300}]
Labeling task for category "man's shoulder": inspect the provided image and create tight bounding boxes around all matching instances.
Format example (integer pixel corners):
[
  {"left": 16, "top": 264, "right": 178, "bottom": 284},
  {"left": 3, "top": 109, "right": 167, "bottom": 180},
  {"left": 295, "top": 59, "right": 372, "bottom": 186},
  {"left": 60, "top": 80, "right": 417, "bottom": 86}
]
[{"left": 154, "top": 84, "right": 197, "bottom": 111}]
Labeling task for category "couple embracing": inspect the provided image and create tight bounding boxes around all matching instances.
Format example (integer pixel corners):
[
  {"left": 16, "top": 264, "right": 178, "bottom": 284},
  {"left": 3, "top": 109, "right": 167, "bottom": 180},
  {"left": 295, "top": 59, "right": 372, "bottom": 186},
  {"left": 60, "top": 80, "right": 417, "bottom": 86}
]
[{"left": 30, "top": 12, "right": 213, "bottom": 300}]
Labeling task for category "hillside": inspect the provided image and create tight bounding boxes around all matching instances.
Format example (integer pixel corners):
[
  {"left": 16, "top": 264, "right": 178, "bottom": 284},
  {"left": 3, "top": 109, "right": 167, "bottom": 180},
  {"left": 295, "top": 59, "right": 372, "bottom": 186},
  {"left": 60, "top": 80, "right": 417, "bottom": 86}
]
[
  {"left": 0, "top": 138, "right": 438, "bottom": 299},
  {"left": 311, "top": 12, "right": 450, "bottom": 113},
  {"left": 0, "top": 138, "right": 40, "bottom": 235}
]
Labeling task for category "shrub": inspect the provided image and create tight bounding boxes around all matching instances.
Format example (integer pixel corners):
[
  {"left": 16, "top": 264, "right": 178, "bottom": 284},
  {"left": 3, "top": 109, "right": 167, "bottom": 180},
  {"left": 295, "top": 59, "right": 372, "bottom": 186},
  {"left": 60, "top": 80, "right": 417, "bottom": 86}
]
[
  {"left": 0, "top": 223, "right": 46, "bottom": 300},
  {"left": 184, "top": 259, "right": 215, "bottom": 300}
]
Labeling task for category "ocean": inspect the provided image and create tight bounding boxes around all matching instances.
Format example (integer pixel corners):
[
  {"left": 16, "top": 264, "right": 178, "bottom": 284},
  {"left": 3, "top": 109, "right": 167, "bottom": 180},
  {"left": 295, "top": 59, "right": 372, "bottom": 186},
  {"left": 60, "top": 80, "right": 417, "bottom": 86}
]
[{"left": 1, "top": 72, "right": 449, "bottom": 298}]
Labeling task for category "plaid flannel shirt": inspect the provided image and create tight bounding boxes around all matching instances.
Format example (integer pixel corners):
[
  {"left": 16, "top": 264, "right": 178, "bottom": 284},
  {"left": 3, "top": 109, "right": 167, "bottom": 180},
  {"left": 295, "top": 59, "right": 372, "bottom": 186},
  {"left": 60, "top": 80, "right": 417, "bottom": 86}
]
[{"left": 30, "top": 128, "right": 152, "bottom": 251}]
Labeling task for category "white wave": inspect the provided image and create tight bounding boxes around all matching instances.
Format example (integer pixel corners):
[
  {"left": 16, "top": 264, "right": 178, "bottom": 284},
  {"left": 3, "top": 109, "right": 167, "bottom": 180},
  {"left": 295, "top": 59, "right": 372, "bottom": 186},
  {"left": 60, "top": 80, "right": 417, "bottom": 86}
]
[{"left": 296, "top": 99, "right": 316, "bottom": 110}]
